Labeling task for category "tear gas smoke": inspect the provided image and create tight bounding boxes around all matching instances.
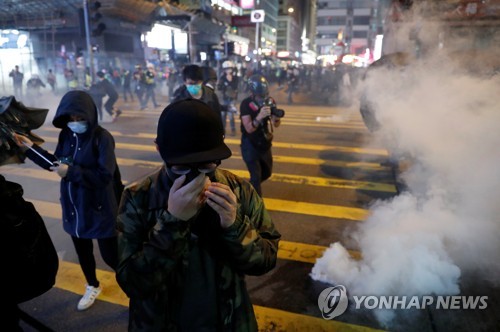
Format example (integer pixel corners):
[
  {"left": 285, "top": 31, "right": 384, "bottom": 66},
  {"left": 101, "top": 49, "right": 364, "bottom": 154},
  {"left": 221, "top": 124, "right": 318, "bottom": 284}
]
[{"left": 311, "top": 25, "right": 500, "bottom": 326}]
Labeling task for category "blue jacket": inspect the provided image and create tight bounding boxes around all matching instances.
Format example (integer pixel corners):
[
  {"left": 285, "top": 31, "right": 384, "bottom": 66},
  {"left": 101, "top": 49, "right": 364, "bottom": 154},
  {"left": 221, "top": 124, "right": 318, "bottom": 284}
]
[{"left": 28, "top": 91, "right": 118, "bottom": 239}]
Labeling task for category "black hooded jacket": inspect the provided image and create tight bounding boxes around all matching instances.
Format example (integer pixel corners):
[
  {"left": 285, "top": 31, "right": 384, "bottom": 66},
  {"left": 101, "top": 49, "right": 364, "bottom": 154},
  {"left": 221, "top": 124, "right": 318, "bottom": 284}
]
[{"left": 27, "top": 91, "right": 119, "bottom": 239}]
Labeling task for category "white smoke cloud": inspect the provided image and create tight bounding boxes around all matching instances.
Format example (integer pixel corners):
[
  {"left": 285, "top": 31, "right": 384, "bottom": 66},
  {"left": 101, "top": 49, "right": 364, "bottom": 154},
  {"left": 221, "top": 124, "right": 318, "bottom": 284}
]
[{"left": 311, "top": 24, "right": 500, "bottom": 326}]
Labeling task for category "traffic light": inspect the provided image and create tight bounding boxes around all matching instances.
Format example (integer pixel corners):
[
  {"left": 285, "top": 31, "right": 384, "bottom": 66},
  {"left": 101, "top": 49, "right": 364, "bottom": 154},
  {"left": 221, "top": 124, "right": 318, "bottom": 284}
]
[{"left": 90, "top": 1, "right": 106, "bottom": 37}]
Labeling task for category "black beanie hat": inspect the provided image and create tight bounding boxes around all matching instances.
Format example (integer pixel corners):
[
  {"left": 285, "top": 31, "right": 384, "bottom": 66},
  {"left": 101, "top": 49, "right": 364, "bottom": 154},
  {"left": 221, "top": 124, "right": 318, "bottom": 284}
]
[{"left": 156, "top": 99, "right": 232, "bottom": 164}]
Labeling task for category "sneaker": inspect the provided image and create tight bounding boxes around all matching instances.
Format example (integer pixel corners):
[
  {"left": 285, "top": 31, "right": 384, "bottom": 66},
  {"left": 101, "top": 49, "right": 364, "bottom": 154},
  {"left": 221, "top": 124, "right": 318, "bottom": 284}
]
[{"left": 77, "top": 285, "right": 102, "bottom": 311}]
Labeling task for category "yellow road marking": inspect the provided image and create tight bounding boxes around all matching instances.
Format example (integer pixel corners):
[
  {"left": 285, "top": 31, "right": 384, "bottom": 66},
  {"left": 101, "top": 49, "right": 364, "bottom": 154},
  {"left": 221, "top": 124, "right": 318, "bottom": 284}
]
[
  {"left": 264, "top": 198, "right": 367, "bottom": 221},
  {"left": 29, "top": 198, "right": 362, "bottom": 264},
  {"left": 2, "top": 162, "right": 395, "bottom": 193},
  {"left": 39, "top": 129, "right": 388, "bottom": 156},
  {"left": 115, "top": 112, "right": 367, "bottom": 129},
  {"left": 28, "top": 196, "right": 362, "bottom": 265},
  {"left": 30, "top": 193, "right": 367, "bottom": 222},
  {"left": 253, "top": 305, "right": 385, "bottom": 332},
  {"left": 55, "top": 260, "right": 383, "bottom": 332},
  {"left": 56, "top": 260, "right": 129, "bottom": 306},
  {"left": 270, "top": 155, "right": 387, "bottom": 170},
  {"left": 278, "top": 240, "right": 361, "bottom": 263},
  {"left": 227, "top": 169, "right": 396, "bottom": 193},
  {"left": 39, "top": 137, "right": 389, "bottom": 171}
]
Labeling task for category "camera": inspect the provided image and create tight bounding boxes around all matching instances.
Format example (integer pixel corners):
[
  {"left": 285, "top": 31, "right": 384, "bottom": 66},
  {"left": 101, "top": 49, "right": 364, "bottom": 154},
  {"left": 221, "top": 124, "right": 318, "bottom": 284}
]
[{"left": 263, "top": 97, "right": 285, "bottom": 118}]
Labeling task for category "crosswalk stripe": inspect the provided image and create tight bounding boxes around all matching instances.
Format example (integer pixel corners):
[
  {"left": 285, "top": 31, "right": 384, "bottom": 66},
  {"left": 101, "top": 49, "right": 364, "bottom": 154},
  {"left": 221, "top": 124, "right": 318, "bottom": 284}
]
[
  {"left": 28, "top": 199, "right": 362, "bottom": 264},
  {"left": 38, "top": 137, "right": 388, "bottom": 171},
  {"left": 29, "top": 190, "right": 367, "bottom": 222},
  {"left": 39, "top": 128, "right": 388, "bottom": 156},
  {"left": 2, "top": 160, "right": 395, "bottom": 193},
  {"left": 227, "top": 169, "right": 396, "bottom": 193},
  {"left": 119, "top": 112, "right": 367, "bottom": 129},
  {"left": 253, "top": 305, "right": 385, "bottom": 332},
  {"left": 264, "top": 198, "right": 367, "bottom": 220},
  {"left": 55, "top": 260, "right": 384, "bottom": 332},
  {"left": 278, "top": 240, "right": 361, "bottom": 264},
  {"left": 25, "top": 196, "right": 362, "bottom": 265}
]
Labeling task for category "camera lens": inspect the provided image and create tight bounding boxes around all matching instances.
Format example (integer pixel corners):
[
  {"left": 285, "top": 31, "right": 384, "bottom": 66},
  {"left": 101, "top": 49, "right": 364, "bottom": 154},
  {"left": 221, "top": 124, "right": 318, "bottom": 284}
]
[{"left": 271, "top": 108, "right": 285, "bottom": 118}]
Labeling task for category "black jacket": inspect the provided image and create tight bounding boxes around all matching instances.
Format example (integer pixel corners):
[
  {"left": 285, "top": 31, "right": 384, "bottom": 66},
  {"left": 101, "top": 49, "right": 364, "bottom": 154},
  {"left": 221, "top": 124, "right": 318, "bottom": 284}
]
[
  {"left": 28, "top": 91, "right": 119, "bottom": 239},
  {"left": 172, "top": 85, "right": 222, "bottom": 118}
]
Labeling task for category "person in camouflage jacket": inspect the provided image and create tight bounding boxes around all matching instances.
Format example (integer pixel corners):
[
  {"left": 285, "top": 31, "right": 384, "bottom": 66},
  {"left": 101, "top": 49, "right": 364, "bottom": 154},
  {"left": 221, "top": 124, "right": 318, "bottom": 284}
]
[{"left": 116, "top": 99, "right": 281, "bottom": 331}]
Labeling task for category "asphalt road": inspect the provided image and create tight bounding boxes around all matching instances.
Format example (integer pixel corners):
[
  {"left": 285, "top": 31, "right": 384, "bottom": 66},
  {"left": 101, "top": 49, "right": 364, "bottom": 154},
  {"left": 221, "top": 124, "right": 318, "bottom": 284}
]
[{"left": 5, "top": 87, "right": 499, "bottom": 332}]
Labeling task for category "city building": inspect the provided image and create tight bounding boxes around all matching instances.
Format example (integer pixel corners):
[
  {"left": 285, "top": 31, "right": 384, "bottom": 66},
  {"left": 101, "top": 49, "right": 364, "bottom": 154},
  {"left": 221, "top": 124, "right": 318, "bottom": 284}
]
[
  {"left": 277, "top": 0, "right": 302, "bottom": 57},
  {"left": 315, "top": 0, "right": 379, "bottom": 60}
]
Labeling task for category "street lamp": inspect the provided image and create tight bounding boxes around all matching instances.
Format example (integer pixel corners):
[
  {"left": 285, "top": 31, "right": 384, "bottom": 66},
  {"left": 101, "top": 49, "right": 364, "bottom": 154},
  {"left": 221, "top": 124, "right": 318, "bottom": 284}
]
[{"left": 288, "top": 7, "right": 294, "bottom": 13}]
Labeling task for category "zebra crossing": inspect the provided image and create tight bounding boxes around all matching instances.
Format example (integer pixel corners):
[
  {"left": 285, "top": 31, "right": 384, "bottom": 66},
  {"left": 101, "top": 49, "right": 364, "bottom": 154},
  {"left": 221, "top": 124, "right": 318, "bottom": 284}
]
[{"left": 7, "top": 103, "right": 395, "bottom": 331}]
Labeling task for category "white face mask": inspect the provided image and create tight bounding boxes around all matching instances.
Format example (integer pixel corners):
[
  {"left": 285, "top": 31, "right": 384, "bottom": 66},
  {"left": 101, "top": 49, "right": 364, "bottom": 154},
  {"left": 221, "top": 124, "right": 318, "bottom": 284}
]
[{"left": 67, "top": 120, "right": 88, "bottom": 134}]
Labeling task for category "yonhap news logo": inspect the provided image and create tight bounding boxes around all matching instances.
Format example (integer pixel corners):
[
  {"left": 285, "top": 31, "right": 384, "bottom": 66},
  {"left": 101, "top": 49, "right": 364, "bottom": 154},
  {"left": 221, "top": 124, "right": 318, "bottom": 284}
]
[
  {"left": 318, "top": 285, "right": 488, "bottom": 320},
  {"left": 317, "top": 285, "right": 349, "bottom": 319}
]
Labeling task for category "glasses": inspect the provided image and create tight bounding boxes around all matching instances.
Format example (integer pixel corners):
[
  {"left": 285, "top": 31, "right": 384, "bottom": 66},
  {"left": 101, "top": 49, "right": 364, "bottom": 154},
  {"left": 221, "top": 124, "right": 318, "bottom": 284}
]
[{"left": 168, "top": 161, "right": 220, "bottom": 175}]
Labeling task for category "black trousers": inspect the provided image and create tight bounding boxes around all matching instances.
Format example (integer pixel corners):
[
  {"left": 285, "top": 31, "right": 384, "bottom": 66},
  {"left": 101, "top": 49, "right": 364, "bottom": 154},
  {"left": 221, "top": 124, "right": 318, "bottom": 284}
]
[
  {"left": 71, "top": 236, "right": 118, "bottom": 287},
  {"left": 241, "top": 137, "right": 273, "bottom": 196}
]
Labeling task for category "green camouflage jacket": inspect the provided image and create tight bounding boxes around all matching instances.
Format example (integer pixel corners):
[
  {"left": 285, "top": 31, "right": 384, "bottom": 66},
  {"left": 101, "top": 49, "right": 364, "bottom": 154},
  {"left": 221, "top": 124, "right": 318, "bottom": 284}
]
[{"left": 116, "top": 167, "right": 281, "bottom": 331}]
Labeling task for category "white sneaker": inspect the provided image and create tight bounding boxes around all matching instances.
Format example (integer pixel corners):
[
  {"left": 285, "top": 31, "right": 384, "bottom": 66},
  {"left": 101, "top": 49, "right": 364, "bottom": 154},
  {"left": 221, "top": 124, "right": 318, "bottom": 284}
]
[{"left": 77, "top": 285, "right": 102, "bottom": 311}]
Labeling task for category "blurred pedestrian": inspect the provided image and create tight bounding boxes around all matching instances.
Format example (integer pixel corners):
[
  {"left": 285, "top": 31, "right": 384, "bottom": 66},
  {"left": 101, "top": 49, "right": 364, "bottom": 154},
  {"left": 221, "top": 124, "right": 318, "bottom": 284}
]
[
  {"left": 47, "top": 69, "right": 56, "bottom": 92},
  {"left": 95, "top": 71, "right": 121, "bottom": 121},
  {"left": 9, "top": 65, "right": 24, "bottom": 99},
  {"left": 140, "top": 64, "right": 160, "bottom": 110},
  {"left": 115, "top": 99, "right": 281, "bottom": 331},
  {"left": 65, "top": 69, "right": 79, "bottom": 91},
  {"left": 121, "top": 68, "right": 134, "bottom": 103},
  {"left": 25, "top": 74, "right": 46, "bottom": 106},
  {"left": 133, "top": 64, "right": 145, "bottom": 106},
  {"left": 218, "top": 60, "right": 239, "bottom": 136},
  {"left": 286, "top": 66, "right": 298, "bottom": 104}
]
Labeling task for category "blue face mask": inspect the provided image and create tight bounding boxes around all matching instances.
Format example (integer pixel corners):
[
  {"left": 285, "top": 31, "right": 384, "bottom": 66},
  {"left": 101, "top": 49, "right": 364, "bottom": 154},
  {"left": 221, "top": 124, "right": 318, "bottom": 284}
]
[
  {"left": 67, "top": 120, "right": 88, "bottom": 134},
  {"left": 186, "top": 84, "right": 202, "bottom": 96}
]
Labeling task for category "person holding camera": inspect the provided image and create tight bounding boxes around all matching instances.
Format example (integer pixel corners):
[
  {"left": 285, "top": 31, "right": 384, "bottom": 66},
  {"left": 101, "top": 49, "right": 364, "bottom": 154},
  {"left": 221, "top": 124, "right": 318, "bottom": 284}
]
[
  {"left": 115, "top": 99, "right": 281, "bottom": 331},
  {"left": 239, "top": 74, "right": 283, "bottom": 196}
]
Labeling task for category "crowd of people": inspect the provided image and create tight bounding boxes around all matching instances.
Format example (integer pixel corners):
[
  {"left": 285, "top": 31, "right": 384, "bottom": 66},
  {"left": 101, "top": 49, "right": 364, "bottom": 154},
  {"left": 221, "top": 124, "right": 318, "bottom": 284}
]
[
  {"left": 3, "top": 58, "right": 361, "bottom": 330},
  {"left": 7, "top": 59, "right": 358, "bottom": 111}
]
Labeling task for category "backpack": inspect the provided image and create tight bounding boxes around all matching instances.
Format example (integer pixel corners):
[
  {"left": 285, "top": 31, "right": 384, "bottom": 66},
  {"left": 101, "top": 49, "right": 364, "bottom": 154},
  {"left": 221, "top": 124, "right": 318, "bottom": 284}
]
[{"left": 93, "top": 126, "right": 125, "bottom": 204}]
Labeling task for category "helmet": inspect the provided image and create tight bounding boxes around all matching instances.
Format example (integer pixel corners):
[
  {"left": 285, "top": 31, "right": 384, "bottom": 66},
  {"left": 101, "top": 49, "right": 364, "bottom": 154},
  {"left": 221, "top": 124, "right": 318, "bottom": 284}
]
[
  {"left": 247, "top": 75, "right": 269, "bottom": 97},
  {"left": 222, "top": 60, "right": 234, "bottom": 69},
  {"left": 156, "top": 99, "right": 232, "bottom": 164}
]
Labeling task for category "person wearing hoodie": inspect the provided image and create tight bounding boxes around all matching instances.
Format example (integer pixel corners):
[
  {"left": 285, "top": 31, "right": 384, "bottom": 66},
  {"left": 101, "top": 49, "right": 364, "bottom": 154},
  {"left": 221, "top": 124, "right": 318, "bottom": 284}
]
[{"left": 14, "top": 90, "right": 120, "bottom": 311}]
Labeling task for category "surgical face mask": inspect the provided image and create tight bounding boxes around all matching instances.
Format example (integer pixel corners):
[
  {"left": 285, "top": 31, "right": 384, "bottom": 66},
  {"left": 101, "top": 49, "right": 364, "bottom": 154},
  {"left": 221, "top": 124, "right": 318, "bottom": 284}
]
[
  {"left": 186, "top": 84, "right": 202, "bottom": 96},
  {"left": 67, "top": 120, "right": 88, "bottom": 134}
]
